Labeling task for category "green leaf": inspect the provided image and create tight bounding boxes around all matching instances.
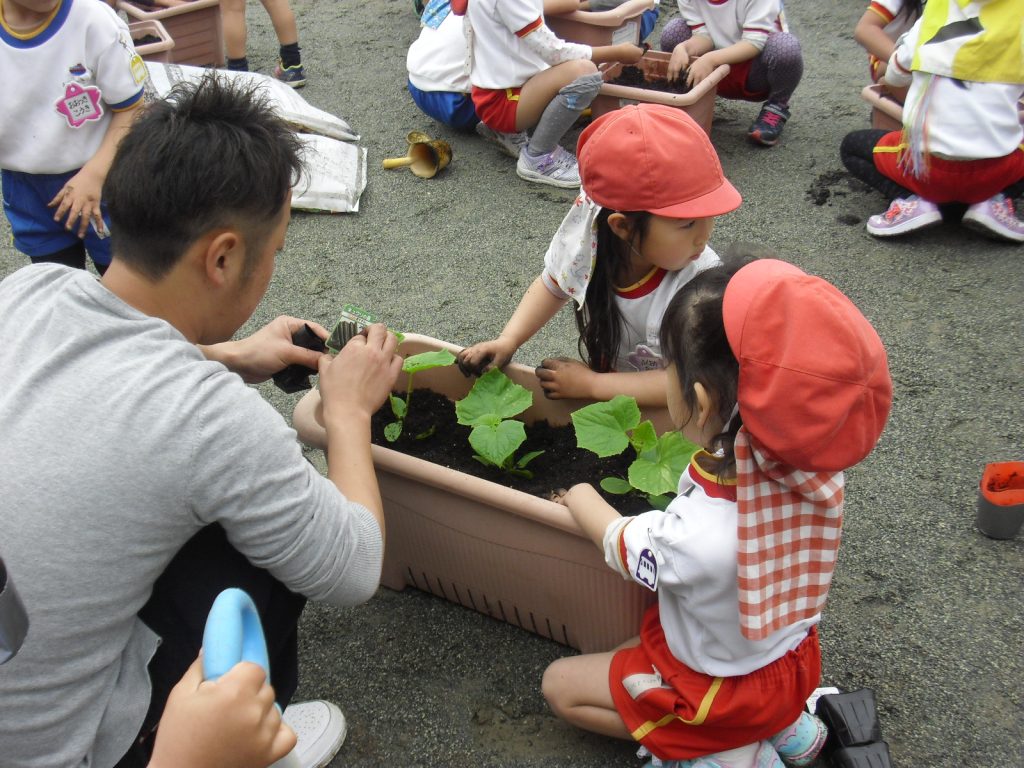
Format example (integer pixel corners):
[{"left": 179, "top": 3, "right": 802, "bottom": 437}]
[
  {"left": 600, "top": 476, "right": 633, "bottom": 495},
  {"left": 516, "top": 450, "right": 544, "bottom": 469},
  {"left": 402, "top": 349, "right": 456, "bottom": 374},
  {"left": 393, "top": 331, "right": 406, "bottom": 344},
  {"left": 468, "top": 419, "right": 526, "bottom": 468},
  {"left": 455, "top": 368, "right": 532, "bottom": 426},
  {"left": 571, "top": 395, "right": 641, "bottom": 458},
  {"left": 629, "top": 431, "right": 694, "bottom": 496},
  {"left": 631, "top": 420, "right": 658, "bottom": 454},
  {"left": 384, "top": 421, "right": 402, "bottom": 442},
  {"left": 647, "top": 493, "right": 673, "bottom": 511},
  {"left": 389, "top": 394, "right": 407, "bottom": 419}
]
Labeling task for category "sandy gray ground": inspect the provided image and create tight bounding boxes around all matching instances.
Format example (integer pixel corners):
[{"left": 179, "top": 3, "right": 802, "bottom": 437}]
[{"left": 2, "top": 0, "right": 1021, "bottom": 765}]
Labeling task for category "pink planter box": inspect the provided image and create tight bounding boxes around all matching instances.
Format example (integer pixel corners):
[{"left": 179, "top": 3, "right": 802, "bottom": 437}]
[
  {"left": 547, "top": 0, "right": 654, "bottom": 46},
  {"left": 294, "top": 334, "right": 665, "bottom": 653},
  {"left": 861, "top": 84, "right": 903, "bottom": 132},
  {"left": 119, "top": 0, "right": 224, "bottom": 68},
  {"left": 129, "top": 20, "right": 175, "bottom": 64},
  {"left": 593, "top": 50, "right": 729, "bottom": 135}
]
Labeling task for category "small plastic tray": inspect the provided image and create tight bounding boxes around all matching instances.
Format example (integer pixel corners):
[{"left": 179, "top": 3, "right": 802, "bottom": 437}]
[{"left": 118, "top": 0, "right": 224, "bottom": 68}]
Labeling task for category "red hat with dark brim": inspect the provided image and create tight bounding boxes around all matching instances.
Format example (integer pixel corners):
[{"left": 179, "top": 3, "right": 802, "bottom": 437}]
[{"left": 723, "top": 259, "right": 893, "bottom": 471}]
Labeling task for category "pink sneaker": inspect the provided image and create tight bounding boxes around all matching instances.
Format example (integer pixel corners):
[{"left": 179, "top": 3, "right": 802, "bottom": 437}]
[
  {"left": 866, "top": 196, "right": 942, "bottom": 237},
  {"left": 962, "top": 194, "right": 1024, "bottom": 243}
]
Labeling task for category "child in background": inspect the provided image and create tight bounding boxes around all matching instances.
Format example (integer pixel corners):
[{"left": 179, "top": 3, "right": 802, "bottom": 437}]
[
  {"left": 659, "top": 0, "right": 802, "bottom": 147},
  {"left": 577, "top": 0, "right": 662, "bottom": 43},
  {"left": 458, "top": 0, "right": 643, "bottom": 187},
  {"left": 543, "top": 257, "right": 893, "bottom": 768},
  {"left": 457, "top": 104, "right": 740, "bottom": 407},
  {"left": 222, "top": 0, "right": 307, "bottom": 87},
  {"left": 0, "top": 0, "right": 145, "bottom": 274},
  {"left": 853, "top": 0, "right": 924, "bottom": 88},
  {"left": 840, "top": 0, "right": 1024, "bottom": 241}
]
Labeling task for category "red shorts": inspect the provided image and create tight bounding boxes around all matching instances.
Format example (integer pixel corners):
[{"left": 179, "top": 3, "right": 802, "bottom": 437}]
[
  {"left": 609, "top": 604, "right": 821, "bottom": 761},
  {"left": 872, "top": 130, "right": 1024, "bottom": 204},
  {"left": 471, "top": 86, "right": 522, "bottom": 134},
  {"left": 715, "top": 59, "right": 768, "bottom": 102}
]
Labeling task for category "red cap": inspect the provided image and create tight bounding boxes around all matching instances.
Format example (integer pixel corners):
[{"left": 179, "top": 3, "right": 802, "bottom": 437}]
[
  {"left": 577, "top": 104, "right": 741, "bottom": 218},
  {"left": 723, "top": 259, "right": 893, "bottom": 471}
]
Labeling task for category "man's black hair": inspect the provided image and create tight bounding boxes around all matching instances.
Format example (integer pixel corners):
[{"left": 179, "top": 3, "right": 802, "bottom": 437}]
[{"left": 104, "top": 73, "right": 304, "bottom": 280}]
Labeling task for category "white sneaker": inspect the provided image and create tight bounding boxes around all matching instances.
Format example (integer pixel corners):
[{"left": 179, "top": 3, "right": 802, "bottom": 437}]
[
  {"left": 865, "top": 195, "right": 942, "bottom": 237},
  {"left": 475, "top": 121, "right": 529, "bottom": 159},
  {"left": 515, "top": 145, "right": 581, "bottom": 189},
  {"left": 961, "top": 193, "right": 1024, "bottom": 243},
  {"left": 273, "top": 700, "right": 347, "bottom": 768}
]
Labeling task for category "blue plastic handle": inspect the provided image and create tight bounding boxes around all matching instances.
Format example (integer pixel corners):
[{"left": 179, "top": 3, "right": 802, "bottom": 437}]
[{"left": 202, "top": 588, "right": 270, "bottom": 682}]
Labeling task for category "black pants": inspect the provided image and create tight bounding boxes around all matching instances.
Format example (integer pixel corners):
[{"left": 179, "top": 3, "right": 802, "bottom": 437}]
[
  {"left": 841, "top": 128, "right": 1024, "bottom": 202},
  {"left": 115, "top": 525, "right": 307, "bottom": 767}
]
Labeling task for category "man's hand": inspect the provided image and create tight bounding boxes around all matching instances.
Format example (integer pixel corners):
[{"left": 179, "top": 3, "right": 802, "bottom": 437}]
[
  {"left": 202, "top": 316, "right": 330, "bottom": 384},
  {"left": 149, "top": 657, "right": 296, "bottom": 768},
  {"left": 535, "top": 357, "right": 594, "bottom": 400},
  {"left": 49, "top": 166, "right": 106, "bottom": 240},
  {"left": 318, "top": 323, "right": 403, "bottom": 428}
]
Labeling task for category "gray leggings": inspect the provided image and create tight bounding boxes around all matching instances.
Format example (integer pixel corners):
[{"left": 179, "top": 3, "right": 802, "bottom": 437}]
[{"left": 659, "top": 21, "right": 803, "bottom": 106}]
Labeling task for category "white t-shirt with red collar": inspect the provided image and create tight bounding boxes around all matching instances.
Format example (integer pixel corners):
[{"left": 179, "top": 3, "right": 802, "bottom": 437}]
[
  {"left": 677, "top": 0, "right": 787, "bottom": 52},
  {"left": 0, "top": 0, "right": 147, "bottom": 174},
  {"left": 604, "top": 455, "right": 817, "bottom": 677}
]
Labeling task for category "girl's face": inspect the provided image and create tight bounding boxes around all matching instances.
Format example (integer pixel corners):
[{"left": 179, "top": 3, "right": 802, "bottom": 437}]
[{"left": 636, "top": 214, "right": 715, "bottom": 272}]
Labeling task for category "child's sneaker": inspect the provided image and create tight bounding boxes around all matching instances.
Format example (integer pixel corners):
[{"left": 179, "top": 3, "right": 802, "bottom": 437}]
[
  {"left": 673, "top": 740, "right": 784, "bottom": 768},
  {"left": 866, "top": 195, "right": 942, "bottom": 236},
  {"left": 516, "top": 145, "right": 581, "bottom": 188},
  {"left": 747, "top": 103, "right": 790, "bottom": 146},
  {"left": 274, "top": 61, "right": 307, "bottom": 88},
  {"left": 961, "top": 193, "right": 1024, "bottom": 242},
  {"left": 769, "top": 711, "right": 828, "bottom": 766},
  {"left": 475, "top": 121, "right": 529, "bottom": 159},
  {"left": 276, "top": 699, "right": 346, "bottom": 768}
]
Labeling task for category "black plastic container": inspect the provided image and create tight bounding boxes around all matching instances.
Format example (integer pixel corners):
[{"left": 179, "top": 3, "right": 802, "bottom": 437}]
[
  {"left": 815, "top": 688, "right": 883, "bottom": 749},
  {"left": 830, "top": 741, "right": 894, "bottom": 768}
]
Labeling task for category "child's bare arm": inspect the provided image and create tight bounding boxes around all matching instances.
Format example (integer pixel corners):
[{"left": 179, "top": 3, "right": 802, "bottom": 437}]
[
  {"left": 558, "top": 483, "right": 621, "bottom": 549},
  {"left": 684, "top": 40, "right": 759, "bottom": 86},
  {"left": 457, "top": 276, "right": 568, "bottom": 375},
  {"left": 854, "top": 8, "right": 897, "bottom": 62},
  {"left": 590, "top": 43, "right": 644, "bottom": 65},
  {"left": 49, "top": 103, "right": 141, "bottom": 239},
  {"left": 543, "top": 0, "right": 584, "bottom": 14},
  {"left": 535, "top": 360, "right": 668, "bottom": 407}
]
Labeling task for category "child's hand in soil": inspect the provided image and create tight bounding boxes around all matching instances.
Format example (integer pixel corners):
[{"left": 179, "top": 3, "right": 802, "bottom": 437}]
[
  {"left": 535, "top": 357, "right": 593, "bottom": 400},
  {"left": 49, "top": 166, "right": 106, "bottom": 239},
  {"left": 457, "top": 337, "right": 517, "bottom": 377},
  {"left": 667, "top": 43, "right": 690, "bottom": 82},
  {"left": 686, "top": 55, "right": 716, "bottom": 88},
  {"left": 201, "top": 316, "right": 330, "bottom": 384},
  {"left": 613, "top": 43, "right": 644, "bottom": 65}
]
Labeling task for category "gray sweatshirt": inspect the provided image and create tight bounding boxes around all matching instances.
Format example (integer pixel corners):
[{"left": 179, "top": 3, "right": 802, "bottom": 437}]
[{"left": 0, "top": 265, "right": 383, "bottom": 768}]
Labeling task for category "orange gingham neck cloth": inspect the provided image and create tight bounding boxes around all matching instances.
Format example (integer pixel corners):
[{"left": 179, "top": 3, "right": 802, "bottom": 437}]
[{"left": 735, "top": 428, "right": 845, "bottom": 641}]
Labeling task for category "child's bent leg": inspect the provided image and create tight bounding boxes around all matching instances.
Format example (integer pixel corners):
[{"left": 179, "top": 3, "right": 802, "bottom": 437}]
[
  {"left": 659, "top": 17, "right": 690, "bottom": 52},
  {"left": 840, "top": 129, "right": 912, "bottom": 200},
  {"left": 259, "top": 0, "right": 299, "bottom": 46},
  {"left": 542, "top": 652, "right": 631, "bottom": 739},
  {"left": 746, "top": 33, "right": 803, "bottom": 108},
  {"left": 516, "top": 59, "right": 600, "bottom": 138}
]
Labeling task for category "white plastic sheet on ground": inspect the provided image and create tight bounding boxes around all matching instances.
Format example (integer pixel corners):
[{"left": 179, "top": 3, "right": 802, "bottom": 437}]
[{"left": 144, "top": 63, "right": 367, "bottom": 212}]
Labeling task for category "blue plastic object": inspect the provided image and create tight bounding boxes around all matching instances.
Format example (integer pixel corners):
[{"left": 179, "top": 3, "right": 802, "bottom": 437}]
[{"left": 202, "top": 588, "right": 270, "bottom": 682}]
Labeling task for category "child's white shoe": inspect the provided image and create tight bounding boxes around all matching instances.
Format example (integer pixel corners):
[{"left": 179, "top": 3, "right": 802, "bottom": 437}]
[
  {"left": 961, "top": 193, "right": 1024, "bottom": 242},
  {"left": 515, "top": 145, "right": 581, "bottom": 189},
  {"left": 475, "top": 121, "right": 529, "bottom": 159}
]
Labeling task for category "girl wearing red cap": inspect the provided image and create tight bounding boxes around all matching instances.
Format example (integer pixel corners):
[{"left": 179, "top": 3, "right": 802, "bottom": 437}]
[
  {"left": 542, "top": 257, "right": 893, "bottom": 768},
  {"left": 458, "top": 104, "right": 741, "bottom": 408}
]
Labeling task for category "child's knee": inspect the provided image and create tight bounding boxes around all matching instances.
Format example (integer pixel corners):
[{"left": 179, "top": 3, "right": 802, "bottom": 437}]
[
  {"left": 764, "top": 32, "right": 803, "bottom": 64},
  {"left": 559, "top": 70, "right": 603, "bottom": 111},
  {"left": 659, "top": 18, "right": 691, "bottom": 52},
  {"left": 540, "top": 659, "right": 572, "bottom": 713}
]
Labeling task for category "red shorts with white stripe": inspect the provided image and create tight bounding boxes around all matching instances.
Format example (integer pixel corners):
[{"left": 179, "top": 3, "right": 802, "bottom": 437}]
[
  {"left": 609, "top": 604, "right": 821, "bottom": 760},
  {"left": 715, "top": 59, "right": 769, "bottom": 102},
  {"left": 471, "top": 86, "right": 523, "bottom": 134},
  {"left": 872, "top": 130, "right": 1024, "bottom": 204}
]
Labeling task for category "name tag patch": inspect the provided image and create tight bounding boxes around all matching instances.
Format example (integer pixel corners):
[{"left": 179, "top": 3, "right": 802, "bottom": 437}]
[{"left": 636, "top": 548, "right": 658, "bottom": 591}]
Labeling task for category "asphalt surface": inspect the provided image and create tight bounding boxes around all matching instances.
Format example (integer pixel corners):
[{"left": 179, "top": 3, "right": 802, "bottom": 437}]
[{"left": 1, "top": 1, "right": 1021, "bottom": 766}]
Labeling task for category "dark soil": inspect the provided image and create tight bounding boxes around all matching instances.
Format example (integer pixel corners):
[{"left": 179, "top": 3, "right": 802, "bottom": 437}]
[
  {"left": 370, "top": 389, "right": 653, "bottom": 516},
  {"left": 609, "top": 65, "right": 691, "bottom": 94},
  {"left": 132, "top": 34, "right": 161, "bottom": 46}
]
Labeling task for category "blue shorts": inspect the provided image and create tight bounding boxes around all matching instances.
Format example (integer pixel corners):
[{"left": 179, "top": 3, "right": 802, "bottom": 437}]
[
  {"left": 639, "top": 7, "right": 659, "bottom": 42},
  {"left": 1, "top": 168, "right": 113, "bottom": 265},
  {"left": 407, "top": 80, "right": 479, "bottom": 131}
]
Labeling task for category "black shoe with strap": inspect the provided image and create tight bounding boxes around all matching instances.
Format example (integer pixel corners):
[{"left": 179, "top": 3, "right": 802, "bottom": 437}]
[{"left": 748, "top": 102, "right": 791, "bottom": 146}]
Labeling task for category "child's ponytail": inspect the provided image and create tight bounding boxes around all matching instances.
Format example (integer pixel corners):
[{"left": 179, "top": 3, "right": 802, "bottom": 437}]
[
  {"left": 574, "top": 209, "right": 652, "bottom": 371},
  {"left": 659, "top": 254, "right": 752, "bottom": 478}
]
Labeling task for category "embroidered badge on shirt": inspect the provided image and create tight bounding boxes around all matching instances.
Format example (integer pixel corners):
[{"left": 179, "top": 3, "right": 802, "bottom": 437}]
[
  {"left": 636, "top": 548, "right": 658, "bottom": 591},
  {"left": 56, "top": 83, "right": 104, "bottom": 128}
]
